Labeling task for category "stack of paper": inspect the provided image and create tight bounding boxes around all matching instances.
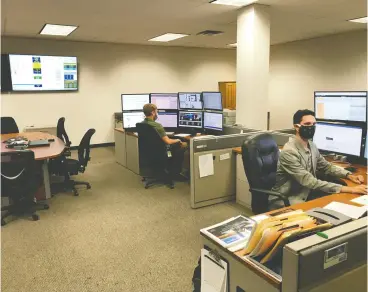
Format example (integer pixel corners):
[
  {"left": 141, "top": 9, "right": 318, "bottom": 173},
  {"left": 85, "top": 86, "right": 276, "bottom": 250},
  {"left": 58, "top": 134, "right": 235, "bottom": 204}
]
[
  {"left": 351, "top": 195, "right": 368, "bottom": 206},
  {"left": 200, "top": 215, "right": 256, "bottom": 251},
  {"left": 201, "top": 249, "right": 228, "bottom": 292},
  {"left": 324, "top": 202, "right": 367, "bottom": 219}
]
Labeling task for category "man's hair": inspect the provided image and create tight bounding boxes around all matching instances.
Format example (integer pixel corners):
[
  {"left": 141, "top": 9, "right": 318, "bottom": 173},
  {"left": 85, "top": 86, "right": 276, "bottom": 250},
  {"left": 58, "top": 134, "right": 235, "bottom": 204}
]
[
  {"left": 293, "top": 109, "right": 315, "bottom": 124},
  {"left": 143, "top": 103, "right": 157, "bottom": 117}
]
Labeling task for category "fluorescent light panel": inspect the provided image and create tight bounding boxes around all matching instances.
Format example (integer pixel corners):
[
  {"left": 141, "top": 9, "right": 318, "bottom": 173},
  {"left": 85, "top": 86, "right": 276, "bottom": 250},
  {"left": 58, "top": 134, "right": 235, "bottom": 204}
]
[
  {"left": 40, "top": 24, "right": 78, "bottom": 36},
  {"left": 228, "top": 43, "right": 237, "bottom": 47},
  {"left": 348, "top": 16, "right": 367, "bottom": 23},
  {"left": 210, "top": 0, "right": 258, "bottom": 7},
  {"left": 149, "top": 33, "right": 189, "bottom": 42}
]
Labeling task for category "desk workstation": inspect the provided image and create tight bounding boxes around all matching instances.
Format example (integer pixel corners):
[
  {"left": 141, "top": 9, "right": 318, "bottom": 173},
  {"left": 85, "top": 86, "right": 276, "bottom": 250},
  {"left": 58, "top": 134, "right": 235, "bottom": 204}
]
[{"left": 1, "top": 1, "right": 368, "bottom": 291}]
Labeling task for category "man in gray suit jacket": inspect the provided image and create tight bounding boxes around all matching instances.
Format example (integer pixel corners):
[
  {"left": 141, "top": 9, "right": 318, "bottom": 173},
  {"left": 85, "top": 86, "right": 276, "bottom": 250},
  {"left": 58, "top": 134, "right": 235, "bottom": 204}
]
[{"left": 272, "top": 109, "right": 367, "bottom": 205}]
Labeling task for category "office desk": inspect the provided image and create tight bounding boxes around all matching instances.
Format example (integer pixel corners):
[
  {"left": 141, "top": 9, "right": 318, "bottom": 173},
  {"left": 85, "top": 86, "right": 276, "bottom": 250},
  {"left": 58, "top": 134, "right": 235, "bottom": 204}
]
[{"left": 1, "top": 132, "right": 65, "bottom": 199}]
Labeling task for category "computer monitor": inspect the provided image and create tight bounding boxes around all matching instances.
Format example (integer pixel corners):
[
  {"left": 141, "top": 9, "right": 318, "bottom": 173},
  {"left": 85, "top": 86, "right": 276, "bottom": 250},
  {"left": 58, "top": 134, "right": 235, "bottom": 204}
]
[
  {"left": 121, "top": 94, "right": 150, "bottom": 111},
  {"left": 364, "top": 134, "right": 368, "bottom": 159},
  {"left": 156, "top": 112, "right": 178, "bottom": 128},
  {"left": 122, "top": 112, "right": 145, "bottom": 129},
  {"left": 314, "top": 91, "right": 367, "bottom": 122},
  {"left": 313, "top": 123, "right": 363, "bottom": 157},
  {"left": 178, "top": 111, "right": 203, "bottom": 129},
  {"left": 178, "top": 93, "right": 202, "bottom": 110},
  {"left": 150, "top": 93, "right": 178, "bottom": 110},
  {"left": 202, "top": 92, "right": 223, "bottom": 111},
  {"left": 204, "top": 112, "right": 223, "bottom": 132}
]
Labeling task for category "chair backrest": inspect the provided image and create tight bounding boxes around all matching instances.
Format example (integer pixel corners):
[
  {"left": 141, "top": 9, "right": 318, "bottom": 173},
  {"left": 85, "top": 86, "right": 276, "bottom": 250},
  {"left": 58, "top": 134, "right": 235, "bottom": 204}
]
[
  {"left": 242, "top": 132, "right": 280, "bottom": 212},
  {"left": 1, "top": 150, "right": 38, "bottom": 199},
  {"left": 136, "top": 122, "right": 168, "bottom": 171},
  {"left": 57, "top": 117, "right": 71, "bottom": 146},
  {"left": 77, "top": 129, "right": 96, "bottom": 171},
  {"left": 1, "top": 117, "right": 19, "bottom": 134}
]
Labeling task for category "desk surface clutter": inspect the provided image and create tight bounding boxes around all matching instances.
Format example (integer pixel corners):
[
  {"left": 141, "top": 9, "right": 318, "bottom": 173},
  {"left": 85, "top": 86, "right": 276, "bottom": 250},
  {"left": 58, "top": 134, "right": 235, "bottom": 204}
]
[{"left": 1, "top": 132, "right": 65, "bottom": 160}]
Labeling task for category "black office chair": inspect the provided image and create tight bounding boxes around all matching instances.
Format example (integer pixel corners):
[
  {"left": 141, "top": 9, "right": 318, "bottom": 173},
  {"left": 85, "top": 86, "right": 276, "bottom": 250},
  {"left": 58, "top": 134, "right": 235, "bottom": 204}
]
[
  {"left": 241, "top": 133, "right": 290, "bottom": 214},
  {"left": 1, "top": 117, "right": 19, "bottom": 134},
  {"left": 57, "top": 117, "right": 72, "bottom": 156},
  {"left": 52, "top": 129, "right": 96, "bottom": 196},
  {"left": 1, "top": 151, "right": 49, "bottom": 226},
  {"left": 136, "top": 122, "right": 174, "bottom": 189}
]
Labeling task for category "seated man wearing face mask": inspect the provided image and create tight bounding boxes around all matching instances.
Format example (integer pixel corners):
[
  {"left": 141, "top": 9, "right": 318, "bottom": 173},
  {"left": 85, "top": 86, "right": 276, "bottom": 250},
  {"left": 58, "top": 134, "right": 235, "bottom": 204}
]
[{"left": 272, "top": 109, "right": 367, "bottom": 205}]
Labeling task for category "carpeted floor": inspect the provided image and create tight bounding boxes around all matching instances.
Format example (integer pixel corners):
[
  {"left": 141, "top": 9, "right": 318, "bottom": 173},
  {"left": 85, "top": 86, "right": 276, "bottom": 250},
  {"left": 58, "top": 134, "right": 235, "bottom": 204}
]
[{"left": 1, "top": 147, "right": 251, "bottom": 292}]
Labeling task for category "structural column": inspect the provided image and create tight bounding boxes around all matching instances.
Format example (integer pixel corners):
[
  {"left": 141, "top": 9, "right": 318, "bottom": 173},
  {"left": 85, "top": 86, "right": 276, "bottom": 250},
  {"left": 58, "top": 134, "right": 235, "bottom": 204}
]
[{"left": 236, "top": 4, "right": 270, "bottom": 129}]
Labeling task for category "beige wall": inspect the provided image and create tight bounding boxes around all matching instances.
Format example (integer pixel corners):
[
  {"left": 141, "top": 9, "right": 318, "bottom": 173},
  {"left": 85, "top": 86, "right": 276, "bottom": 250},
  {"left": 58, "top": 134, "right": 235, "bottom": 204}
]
[
  {"left": 1, "top": 38, "right": 236, "bottom": 144},
  {"left": 269, "top": 30, "right": 367, "bottom": 130}
]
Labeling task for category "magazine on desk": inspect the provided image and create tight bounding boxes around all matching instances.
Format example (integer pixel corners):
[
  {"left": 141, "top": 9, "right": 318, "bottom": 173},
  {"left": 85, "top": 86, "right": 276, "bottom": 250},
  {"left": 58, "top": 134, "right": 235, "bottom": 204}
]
[{"left": 200, "top": 215, "right": 257, "bottom": 251}]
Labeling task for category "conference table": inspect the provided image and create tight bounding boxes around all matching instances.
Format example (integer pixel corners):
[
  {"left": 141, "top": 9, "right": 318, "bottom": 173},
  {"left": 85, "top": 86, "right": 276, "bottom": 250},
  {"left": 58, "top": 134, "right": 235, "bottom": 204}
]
[{"left": 1, "top": 132, "right": 65, "bottom": 199}]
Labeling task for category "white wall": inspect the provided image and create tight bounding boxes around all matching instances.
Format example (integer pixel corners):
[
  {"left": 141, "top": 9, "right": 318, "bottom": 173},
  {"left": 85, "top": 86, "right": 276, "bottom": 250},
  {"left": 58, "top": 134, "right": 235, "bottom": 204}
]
[
  {"left": 2, "top": 30, "right": 367, "bottom": 140},
  {"left": 1, "top": 38, "right": 236, "bottom": 144},
  {"left": 269, "top": 30, "right": 367, "bottom": 130}
]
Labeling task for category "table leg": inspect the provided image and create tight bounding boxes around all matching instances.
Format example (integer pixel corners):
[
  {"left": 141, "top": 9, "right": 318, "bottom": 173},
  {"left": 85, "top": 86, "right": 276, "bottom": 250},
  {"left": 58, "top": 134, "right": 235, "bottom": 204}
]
[{"left": 42, "top": 160, "right": 51, "bottom": 199}]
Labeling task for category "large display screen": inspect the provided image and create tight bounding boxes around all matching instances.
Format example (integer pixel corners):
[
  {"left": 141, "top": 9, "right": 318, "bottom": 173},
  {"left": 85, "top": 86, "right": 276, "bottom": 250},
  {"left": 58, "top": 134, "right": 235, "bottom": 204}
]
[
  {"left": 9, "top": 54, "right": 78, "bottom": 91},
  {"left": 123, "top": 112, "right": 145, "bottom": 129},
  {"left": 122, "top": 94, "right": 150, "bottom": 111},
  {"left": 178, "top": 111, "right": 203, "bottom": 128},
  {"left": 314, "top": 91, "right": 367, "bottom": 122},
  {"left": 204, "top": 112, "right": 223, "bottom": 131},
  {"left": 313, "top": 123, "right": 363, "bottom": 157},
  {"left": 202, "top": 92, "right": 223, "bottom": 111},
  {"left": 150, "top": 93, "right": 178, "bottom": 110}
]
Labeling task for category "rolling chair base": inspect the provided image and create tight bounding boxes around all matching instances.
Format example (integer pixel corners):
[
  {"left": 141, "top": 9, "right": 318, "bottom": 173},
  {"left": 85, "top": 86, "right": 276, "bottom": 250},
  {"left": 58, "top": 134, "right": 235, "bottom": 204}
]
[
  {"left": 1, "top": 201, "right": 49, "bottom": 226},
  {"left": 142, "top": 177, "right": 175, "bottom": 189},
  {"left": 51, "top": 179, "right": 91, "bottom": 196}
]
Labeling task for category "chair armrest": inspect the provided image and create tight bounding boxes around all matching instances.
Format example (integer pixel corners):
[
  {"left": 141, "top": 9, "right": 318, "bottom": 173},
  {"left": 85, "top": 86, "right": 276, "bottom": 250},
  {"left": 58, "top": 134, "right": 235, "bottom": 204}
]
[{"left": 250, "top": 187, "right": 291, "bottom": 207}]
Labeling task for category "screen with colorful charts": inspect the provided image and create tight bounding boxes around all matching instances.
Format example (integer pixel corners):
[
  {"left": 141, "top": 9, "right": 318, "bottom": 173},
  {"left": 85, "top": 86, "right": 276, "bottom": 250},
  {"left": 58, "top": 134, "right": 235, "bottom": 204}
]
[
  {"left": 9, "top": 54, "right": 78, "bottom": 91},
  {"left": 178, "top": 111, "right": 203, "bottom": 128}
]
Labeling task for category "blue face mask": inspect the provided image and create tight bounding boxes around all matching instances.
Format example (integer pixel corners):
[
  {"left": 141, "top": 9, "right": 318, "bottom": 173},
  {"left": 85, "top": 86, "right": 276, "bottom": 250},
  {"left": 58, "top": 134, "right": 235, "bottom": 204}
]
[{"left": 297, "top": 124, "right": 316, "bottom": 140}]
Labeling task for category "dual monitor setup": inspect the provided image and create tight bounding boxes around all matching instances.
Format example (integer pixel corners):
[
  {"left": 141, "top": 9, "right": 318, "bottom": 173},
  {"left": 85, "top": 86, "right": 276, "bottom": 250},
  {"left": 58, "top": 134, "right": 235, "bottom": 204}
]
[
  {"left": 313, "top": 91, "right": 367, "bottom": 161},
  {"left": 121, "top": 92, "right": 224, "bottom": 134}
]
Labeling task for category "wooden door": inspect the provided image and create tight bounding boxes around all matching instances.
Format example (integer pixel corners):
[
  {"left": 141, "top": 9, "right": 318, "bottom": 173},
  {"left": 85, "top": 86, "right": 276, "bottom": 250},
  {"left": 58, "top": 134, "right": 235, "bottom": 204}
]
[{"left": 219, "top": 82, "right": 236, "bottom": 109}]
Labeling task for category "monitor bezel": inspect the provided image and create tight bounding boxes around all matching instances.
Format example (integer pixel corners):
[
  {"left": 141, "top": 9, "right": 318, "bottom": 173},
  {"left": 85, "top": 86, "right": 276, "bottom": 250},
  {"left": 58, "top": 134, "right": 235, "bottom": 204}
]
[
  {"left": 178, "top": 92, "right": 203, "bottom": 110},
  {"left": 203, "top": 111, "right": 224, "bottom": 132},
  {"left": 8, "top": 53, "right": 79, "bottom": 92},
  {"left": 149, "top": 93, "right": 178, "bottom": 110},
  {"left": 313, "top": 122, "right": 364, "bottom": 158},
  {"left": 202, "top": 91, "right": 223, "bottom": 111},
  {"left": 178, "top": 110, "right": 203, "bottom": 129},
  {"left": 121, "top": 93, "right": 150, "bottom": 112},
  {"left": 314, "top": 91, "right": 367, "bottom": 123}
]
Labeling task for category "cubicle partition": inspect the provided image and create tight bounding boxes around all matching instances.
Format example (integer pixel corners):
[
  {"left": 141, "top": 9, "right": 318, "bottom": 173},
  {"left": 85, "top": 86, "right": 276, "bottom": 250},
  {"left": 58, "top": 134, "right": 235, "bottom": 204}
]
[{"left": 190, "top": 132, "right": 261, "bottom": 209}]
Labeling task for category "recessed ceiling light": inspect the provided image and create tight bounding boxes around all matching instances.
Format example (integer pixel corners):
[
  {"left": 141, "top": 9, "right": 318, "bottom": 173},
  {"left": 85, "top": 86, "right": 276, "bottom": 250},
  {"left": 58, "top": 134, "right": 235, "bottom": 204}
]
[
  {"left": 149, "top": 33, "right": 189, "bottom": 42},
  {"left": 228, "top": 43, "right": 237, "bottom": 47},
  {"left": 348, "top": 16, "right": 368, "bottom": 23},
  {"left": 40, "top": 24, "right": 78, "bottom": 36},
  {"left": 210, "top": 0, "right": 258, "bottom": 7}
]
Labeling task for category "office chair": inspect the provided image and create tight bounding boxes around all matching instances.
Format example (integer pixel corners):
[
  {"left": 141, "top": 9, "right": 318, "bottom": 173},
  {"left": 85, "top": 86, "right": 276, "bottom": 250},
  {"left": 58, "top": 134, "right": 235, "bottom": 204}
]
[
  {"left": 52, "top": 129, "right": 96, "bottom": 196},
  {"left": 241, "top": 132, "right": 290, "bottom": 214},
  {"left": 57, "top": 117, "right": 72, "bottom": 156},
  {"left": 136, "top": 122, "right": 174, "bottom": 189},
  {"left": 1, "top": 117, "right": 19, "bottom": 134},
  {"left": 1, "top": 151, "right": 49, "bottom": 226}
]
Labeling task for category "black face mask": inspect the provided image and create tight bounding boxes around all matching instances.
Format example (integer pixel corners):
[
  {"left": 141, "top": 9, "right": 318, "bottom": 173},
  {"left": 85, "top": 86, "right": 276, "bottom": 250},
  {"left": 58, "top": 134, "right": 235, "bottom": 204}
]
[{"left": 298, "top": 125, "right": 316, "bottom": 140}]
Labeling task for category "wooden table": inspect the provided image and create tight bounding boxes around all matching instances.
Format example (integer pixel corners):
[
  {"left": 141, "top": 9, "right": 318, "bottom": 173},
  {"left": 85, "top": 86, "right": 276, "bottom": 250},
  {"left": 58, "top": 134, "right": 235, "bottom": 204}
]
[{"left": 1, "top": 132, "right": 66, "bottom": 199}]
